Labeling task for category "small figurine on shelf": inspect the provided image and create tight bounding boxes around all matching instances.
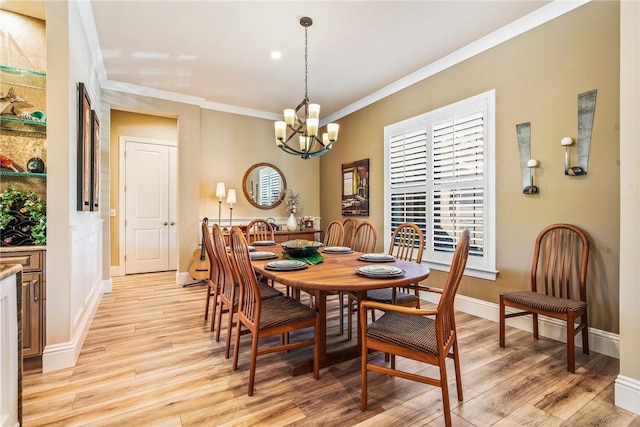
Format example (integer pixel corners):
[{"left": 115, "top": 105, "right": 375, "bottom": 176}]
[
  {"left": 0, "top": 154, "right": 19, "bottom": 172},
  {"left": 0, "top": 87, "right": 32, "bottom": 115}
]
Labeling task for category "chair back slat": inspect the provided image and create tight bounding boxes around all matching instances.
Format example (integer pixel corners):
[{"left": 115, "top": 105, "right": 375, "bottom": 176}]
[
  {"left": 229, "top": 226, "right": 261, "bottom": 325},
  {"left": 532, "top": 224, "right": 589, "bottom": 302},
  {"left": 388, "top": 222, "right": 424, "bottom": 262},
  {"left": 201, "top": 218, "right": 217, "bottom": 283},
  {"left": 211, "top": 223, "right": 237, "bottom": 302},
  {"left": 353, "top": 221, "right": 377, "bottom": 253},
  {"left": 437, "top": 229, "right": 470, "bottom": 350},
  {"left": 342, "top": 218, "right": 358, "bottom": 248},
  {"left": 324, "top": 220, "right": 345, "bottom": 247},
  {"left": 246, "top": 219, "right": 275, "bottom": 244}
]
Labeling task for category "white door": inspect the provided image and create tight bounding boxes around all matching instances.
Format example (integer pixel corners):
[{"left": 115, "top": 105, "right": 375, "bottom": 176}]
[{"left": 125, "top": 140, "right": 177, "bottom": 274}]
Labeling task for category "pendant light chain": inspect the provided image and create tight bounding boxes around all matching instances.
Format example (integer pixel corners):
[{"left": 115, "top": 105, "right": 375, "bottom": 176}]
[{"left": 304, "top": 25, "right": 309, "bottom": 100}]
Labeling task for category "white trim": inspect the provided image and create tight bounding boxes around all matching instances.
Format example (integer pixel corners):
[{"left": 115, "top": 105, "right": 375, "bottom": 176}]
[
  {"left": 615, "top": 375, "right": 640, "bottom": 415},
  {"left": 41, "top": 278, "right": 108, "bottom": 372},
  {"left": 420, "top": 292, "right": 620, "bottom": 359}
]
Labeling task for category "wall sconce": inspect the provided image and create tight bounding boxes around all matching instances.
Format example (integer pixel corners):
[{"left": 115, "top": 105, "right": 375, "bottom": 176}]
[
  {"left": 561, "top": 136, "right": 586, "bottom": 176},
  {"left": 215, "top": 182, "right": 226, "bottom": 226},
  {"left": 225, "top": 189, "right": 236, "bottom": 231},
  {"left": 523, "top": 159, "right": 539, "bottom": 194}
]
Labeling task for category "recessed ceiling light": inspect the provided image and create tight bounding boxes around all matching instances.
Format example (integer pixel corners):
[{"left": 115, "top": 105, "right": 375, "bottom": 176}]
[
  {"left": 270, "top": 51, "right": 282, "bottom": 60},
  {"left": 131, "top": 51, "right": 170, "bottom": 59}
]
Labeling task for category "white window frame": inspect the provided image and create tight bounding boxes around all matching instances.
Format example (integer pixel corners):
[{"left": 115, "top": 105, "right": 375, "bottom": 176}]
[{"left": 384, "top": 89, "right": 497, "bottom": 280}]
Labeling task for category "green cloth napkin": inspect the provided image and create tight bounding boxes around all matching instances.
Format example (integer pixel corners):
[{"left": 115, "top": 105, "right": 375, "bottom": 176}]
[{"left": 283, "top": 252, "right": 324, "bottom": 265}]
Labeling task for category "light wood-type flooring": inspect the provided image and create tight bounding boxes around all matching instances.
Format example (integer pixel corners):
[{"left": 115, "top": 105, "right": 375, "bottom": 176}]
[{"left": 23, "top": 271, "right": 639, "bottom": 426}]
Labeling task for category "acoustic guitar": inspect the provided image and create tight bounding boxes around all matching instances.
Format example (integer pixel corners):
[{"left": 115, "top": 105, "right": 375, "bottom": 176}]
[{"left": 188, "top": 244, "right": 209, "bottom": 281}]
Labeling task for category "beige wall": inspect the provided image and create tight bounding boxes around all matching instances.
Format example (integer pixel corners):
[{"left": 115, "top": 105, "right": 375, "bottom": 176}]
[
  {"left": 320, "top": 1, "right": 620, "bottom": 333},
  {"left": 199, "top": 109, "right": 320, "bottom": 225},
  {"left": 108, "top": 110, "right": 178, "bottom": 265}
]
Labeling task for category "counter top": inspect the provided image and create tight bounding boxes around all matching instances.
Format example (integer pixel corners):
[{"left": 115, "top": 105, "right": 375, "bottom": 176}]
[
  {"left": 0, "top": 245, "right": 46, "bottom": 253},
  {"left": 0, "top": 263, "right": 22, "bottom": 281}
]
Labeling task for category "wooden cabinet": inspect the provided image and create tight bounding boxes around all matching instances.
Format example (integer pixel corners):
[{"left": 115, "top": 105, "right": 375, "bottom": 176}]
[
  {"left": 273, "top": 229, "right": 320, "bottom": 243},
  {"left": 0, "top": 248, "right": 45, "bottom": 358}
]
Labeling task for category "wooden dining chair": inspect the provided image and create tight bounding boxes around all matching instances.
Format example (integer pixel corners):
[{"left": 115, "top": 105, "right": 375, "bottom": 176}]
[
  {"left": 245, "top": 219, "right": 275, "bottom": 244},
  {"left": 210, "top": 223, "right": 281, "bottom": 358},
  {"left": 360, "top": 229, "right": 470, "bottom": 427},
  {"left": 342, "top": 218, "right": 358, "bottom": 248},
  {"left": 228, "top": 226, "right": 319, "bottom": 396},
  {"left": 499, "top": 223, "right": 590, "bottom": 373},
  {"left": 323, "top": 220, "right": 345, "bottom": 247},
  {"left": 348, "top": 222, "right": 425, "bottom": 339},
  {"left": 346, "top": 221, "right": 378, "bottom": 338},
  {"left": 201, "top": 218, "right": 220, "bottom": 328}
]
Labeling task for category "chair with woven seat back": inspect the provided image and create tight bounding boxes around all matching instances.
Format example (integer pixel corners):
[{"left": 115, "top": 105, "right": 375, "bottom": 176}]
[
  {"left": 323, "top": 220, "right": 345, "bottom": 247},
  {"left": 210, "top": 223, "right": 281, "bottom": 359},
  {"left": 499, "top": 223, "right": 590, "bottom": 373},
  {"left": 228, "top": 226, "right": 319, "bottom": 396},
  {"left": 342, "top": 218, "right": 358, "bottom": 248},
  {"left": 360, "top": 229, "right": 470, "bottom": 427},
  {"left": 245, "top": 219, "right": 275, "bottom": 244}
]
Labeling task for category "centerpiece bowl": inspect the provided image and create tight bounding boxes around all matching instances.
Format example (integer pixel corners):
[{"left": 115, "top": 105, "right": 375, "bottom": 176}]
[{"left": 281, "top": 239, "right": 324, "bottom": 258}]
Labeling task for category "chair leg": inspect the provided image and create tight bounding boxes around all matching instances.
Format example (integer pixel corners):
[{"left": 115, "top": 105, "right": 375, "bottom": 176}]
[
  {"left": 204, "top": 286, "right": 211, "bottom": 321},
  {"left": 360, "top": 314, "right": 368, "bottom": 411},
  {"left": 224, "top": 305, "right": 235, "bottom": 359},
  {"left": 567, "top": 311, "right": 576, "bottom": 373},
  {"left": 532, "top": 313, "right": 539, "bottom": 339},
  {"left": 347, "top": 295, "right": 354, "bottom": 341},
  {"left": 215, "top": 302, "right": 224, "bottom": 339},
  {"left": 339, "top": 292, "right": 345, "bottom": 335},
  {"left": 439, "top": 355, "right": 452, "bottom": 427},
  {"left": 232, "top": 321, "right": 242, "bottom": 371},
  {"left": 581, "top": 311, "right": 590, "bottom": 355},
  {"left": 499, "top": 295, "right": 506, "bottom": 348},
  {"left": 452, "top": 341, "right": 463, "bottom": 401},
  {"left": 248, "top": 333, "right": 260, "bottom": 396},
  {"left": 313, "top": 315, "right": 320, "bottom": 380}
]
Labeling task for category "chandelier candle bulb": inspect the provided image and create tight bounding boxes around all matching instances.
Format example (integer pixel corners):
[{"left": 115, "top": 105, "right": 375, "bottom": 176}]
[
  {"left": 284, "top": 110, "right": 295, "bottom": 126},
  {"left": 307, "top": 118, "right": 319, "bottom": 137},
  {"left": 327, "top": 123, "right": 339, "bottom": 141},
  {"left": 308, "top": 104, "right": 320, "bottom": 119},
  {"left": 322, "top": 133, "right": 329, "bottom": 146},
  {"left": 275, "top": 121, "right": 286, "bottom": 140}
]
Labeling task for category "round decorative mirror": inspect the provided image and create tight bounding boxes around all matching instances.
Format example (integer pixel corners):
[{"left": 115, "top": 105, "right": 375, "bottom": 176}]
[{"left": 242, "top": 162, "right": 287, "bottom": 210}]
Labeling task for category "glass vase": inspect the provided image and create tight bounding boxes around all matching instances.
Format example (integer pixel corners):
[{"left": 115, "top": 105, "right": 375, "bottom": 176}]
[{"left": 287, "top": 213, "right": 298, "bottom": 231}]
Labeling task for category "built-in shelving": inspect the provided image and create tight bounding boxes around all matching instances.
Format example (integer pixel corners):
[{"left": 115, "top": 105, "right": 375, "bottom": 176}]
[
  {"left": 0, "top": 65, "right": 46, "bottom": 89},
  {"left": 0, "top": 171, "right": 46, "bottom": 178}
]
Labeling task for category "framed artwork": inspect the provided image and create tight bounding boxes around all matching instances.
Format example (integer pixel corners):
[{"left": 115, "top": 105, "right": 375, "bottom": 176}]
[
  {"left": 77, "top": 82, "right": 92, "bottom": 211},
  {"left": 91, "top": 110, "right": 100, "bottom": 211},
  {"left": 341, "top": 158, "right": 369, "bottom": 216}
]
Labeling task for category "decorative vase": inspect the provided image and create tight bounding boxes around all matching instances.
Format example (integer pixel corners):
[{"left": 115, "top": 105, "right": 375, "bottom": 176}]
[{"left": 287, "top": 213, "right": 298, "bottom": 231}]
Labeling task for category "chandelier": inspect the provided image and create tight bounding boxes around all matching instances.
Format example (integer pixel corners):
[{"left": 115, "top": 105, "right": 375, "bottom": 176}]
[{"left": 274, "top": 17, "right": 339, "bottom": 159}]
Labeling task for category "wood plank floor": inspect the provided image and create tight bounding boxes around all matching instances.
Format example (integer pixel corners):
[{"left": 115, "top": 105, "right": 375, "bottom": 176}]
[{"left": 23, "top": 271, "right": 639, "bottom": 426}]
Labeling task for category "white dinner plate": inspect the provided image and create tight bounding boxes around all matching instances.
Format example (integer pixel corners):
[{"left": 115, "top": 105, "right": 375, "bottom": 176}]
[
  {"left": 358, "top": 253, "right": 396, "bottom": 262},
  {"left": 356, "top": 265, "right": 404, "bottom": 278},
  {"left": 265, "top": 260, "right": 308, "bottom": 271},
  {"left": 253, "top": 240, "right": 277, "bottom": 246},
  {"left": 323, "top": 246, "right": 353, "bottom": 254},
  {"left": 250, "top": 251, "right": 278, "bottom": 260}
]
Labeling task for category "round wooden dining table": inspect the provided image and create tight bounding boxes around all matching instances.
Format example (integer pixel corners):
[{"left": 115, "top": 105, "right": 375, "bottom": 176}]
[{"left": 251, "top": 246, "right": 431, "bottom": 375}]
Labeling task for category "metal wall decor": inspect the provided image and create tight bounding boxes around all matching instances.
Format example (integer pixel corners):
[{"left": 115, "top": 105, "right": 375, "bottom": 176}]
[
  {"left": 564, "top": 89, "right": 597, "bottom": 176},
  {"left": 516, "top": 122, "right": 539, "bottom": 194}
]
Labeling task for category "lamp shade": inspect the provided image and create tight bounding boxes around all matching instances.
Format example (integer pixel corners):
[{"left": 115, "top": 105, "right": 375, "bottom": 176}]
[
  {"left": 226, "top": 189, "right": 236, "bottom": 205},
  {"left": 215, "top": 182, "right": 226, "bottom": 199}
]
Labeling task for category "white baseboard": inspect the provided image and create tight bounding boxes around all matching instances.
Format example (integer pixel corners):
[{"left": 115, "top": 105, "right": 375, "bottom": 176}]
[
  {"left": 615, "top": 375, "right": 640, "bottom": 415},
  {"left": 421, "top": 292, "right": 620, "bottom": 359},
  {"left": 42, "top": 278, "right": 109, "bottom": 372},
  {"left": 110, "top": 265, "right": 125, "bottom": 277}
]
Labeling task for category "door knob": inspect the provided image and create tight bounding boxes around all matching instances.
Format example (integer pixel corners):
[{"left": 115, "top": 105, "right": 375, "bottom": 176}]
[
  {"left": 170, "top": 221, "right": 175, "bottom": 226},
  {"left": 163, "top": 222, "right": 168, "bottom": 226}
]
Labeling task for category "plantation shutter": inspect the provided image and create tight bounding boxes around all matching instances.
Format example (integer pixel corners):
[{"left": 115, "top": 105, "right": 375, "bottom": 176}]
[{"left": 431, "top": 112, "right": 485, "bottom": 257}]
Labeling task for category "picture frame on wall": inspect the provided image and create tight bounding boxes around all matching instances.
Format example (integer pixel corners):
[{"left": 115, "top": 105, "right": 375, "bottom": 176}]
[
  {"left": 91, "top": 110, "right": 100, "bottom": 211},
  {"left": 77, "top": 82, "right": 92, "bottom": 211},
  {"left": 341, "top": 158, "right": 370, "bottom": 216}
]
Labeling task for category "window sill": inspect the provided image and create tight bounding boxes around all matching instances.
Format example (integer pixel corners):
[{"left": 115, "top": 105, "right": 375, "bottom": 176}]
[{"left": 423, "top": 260, "right": 498, "bottom": 281}]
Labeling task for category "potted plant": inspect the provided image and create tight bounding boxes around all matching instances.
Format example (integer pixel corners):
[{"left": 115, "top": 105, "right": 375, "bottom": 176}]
[{"left": 0, "top": 186, "right": 46, "bottom": 246}]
